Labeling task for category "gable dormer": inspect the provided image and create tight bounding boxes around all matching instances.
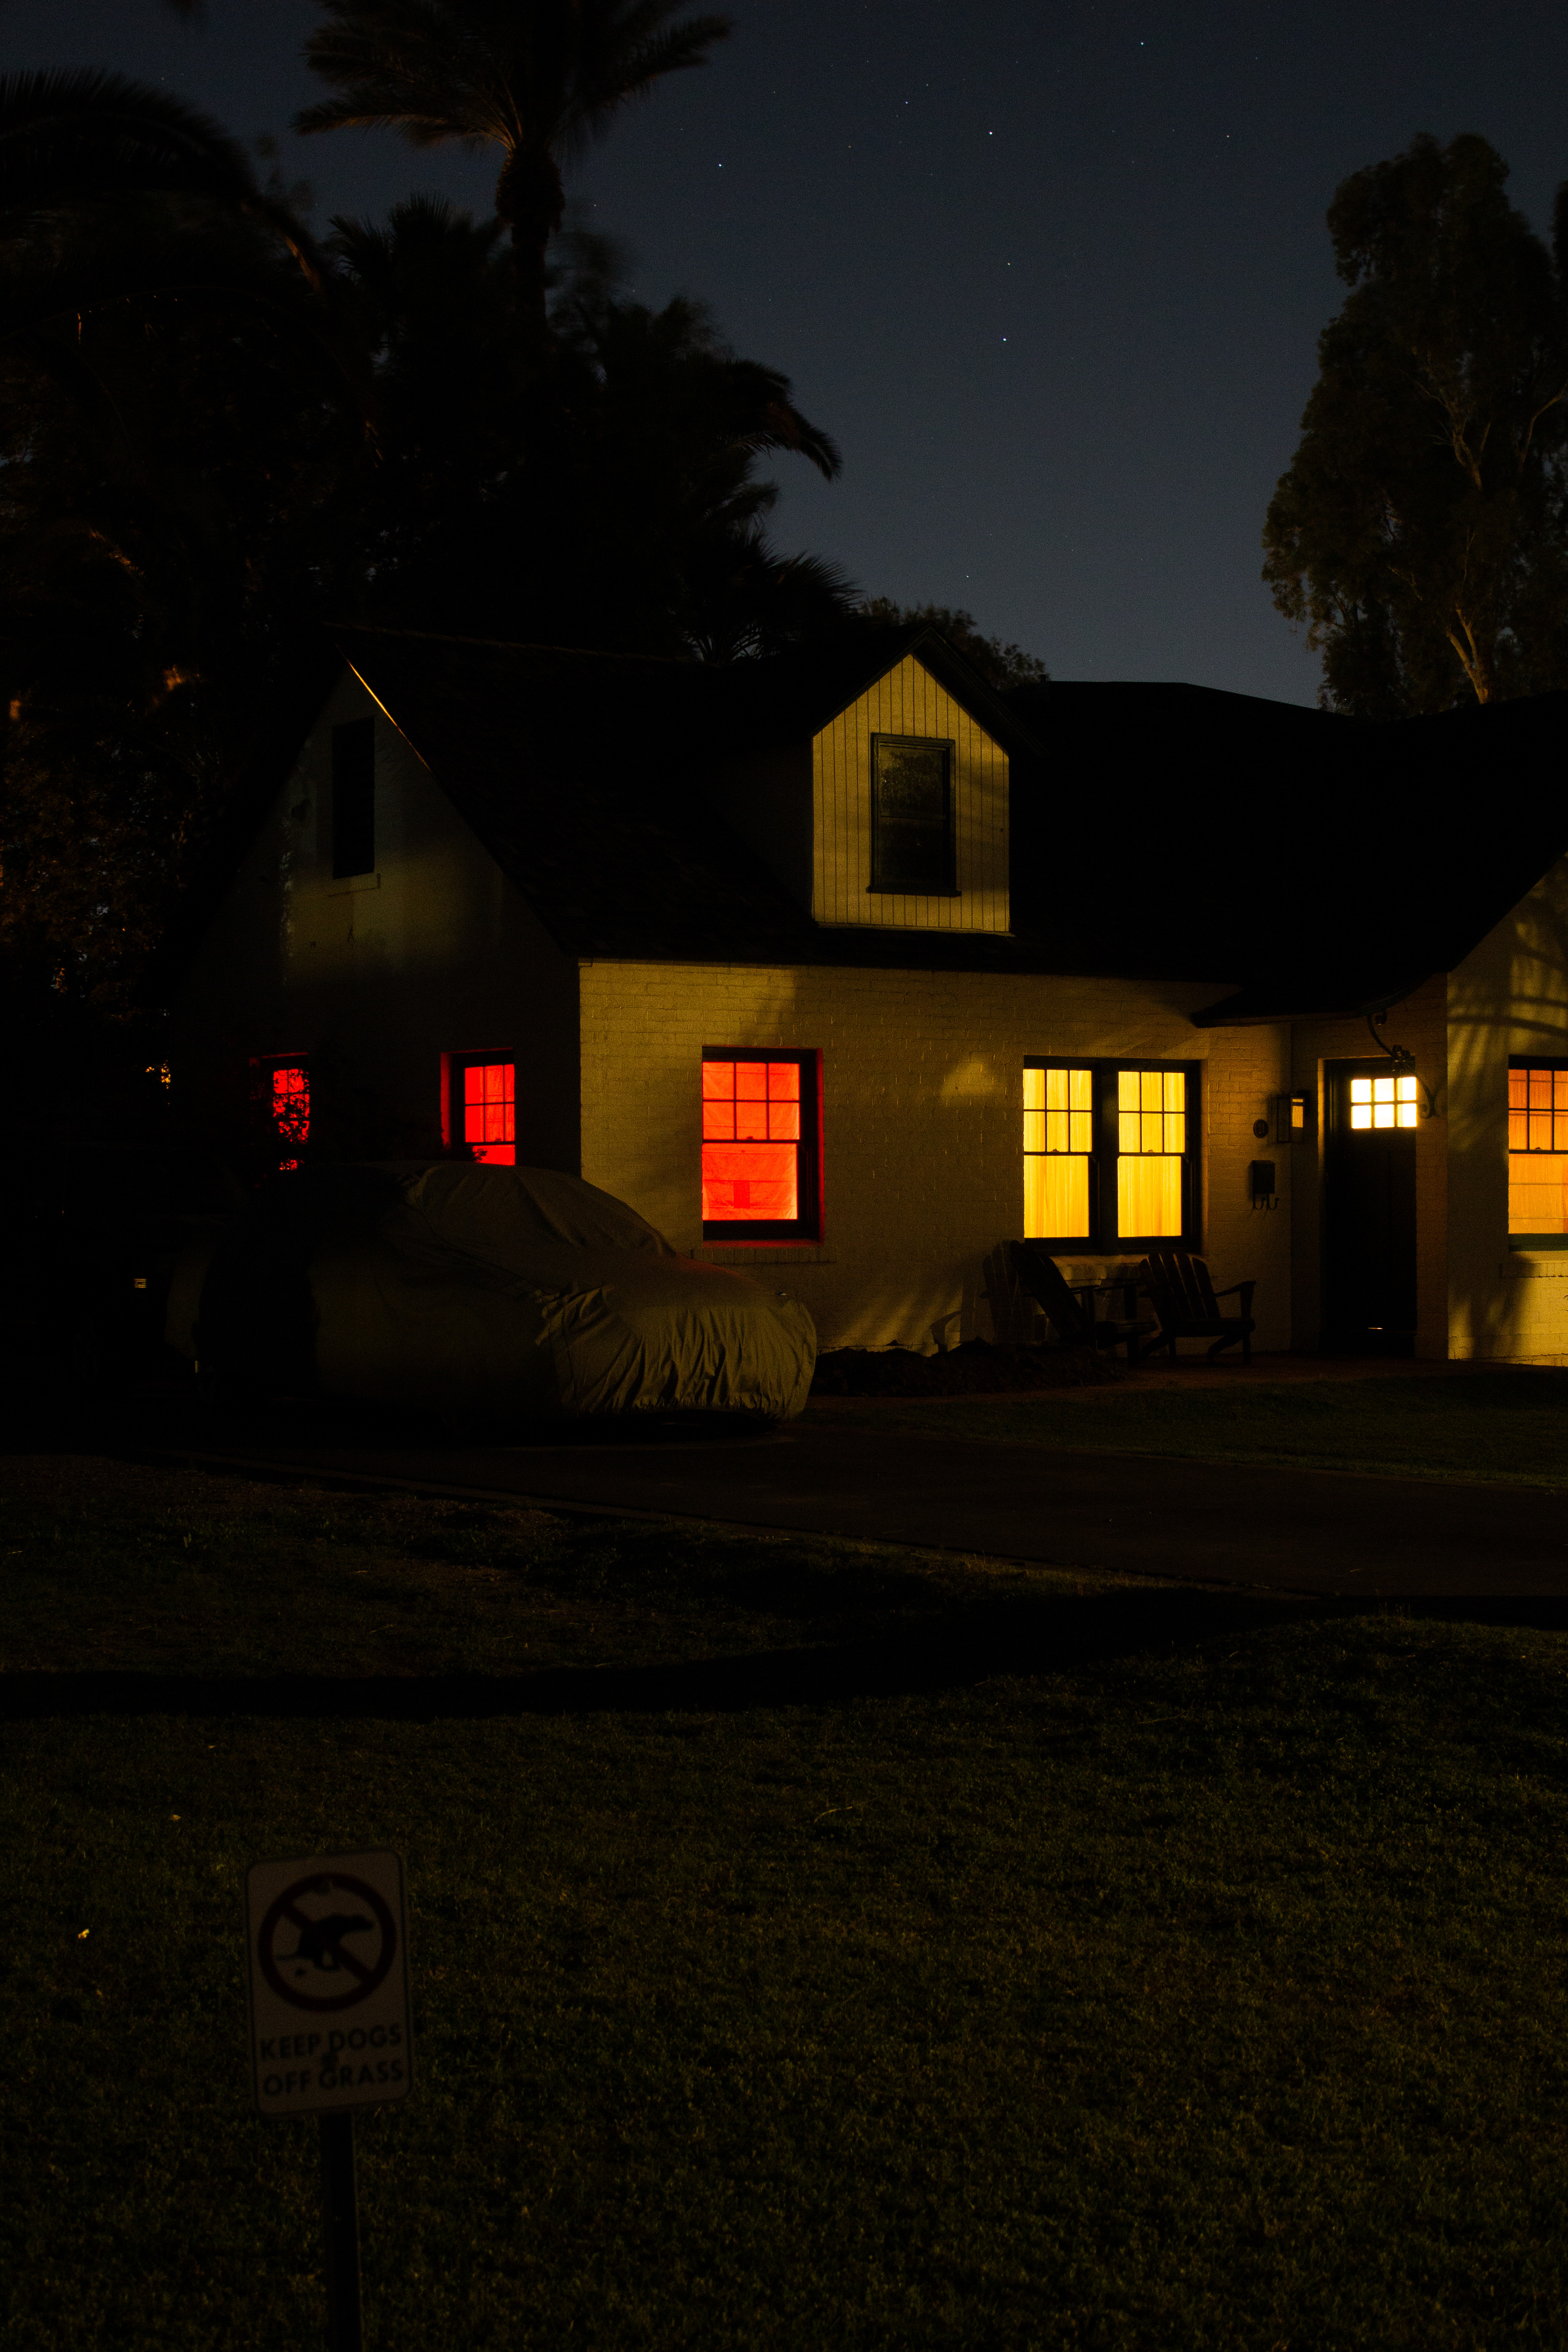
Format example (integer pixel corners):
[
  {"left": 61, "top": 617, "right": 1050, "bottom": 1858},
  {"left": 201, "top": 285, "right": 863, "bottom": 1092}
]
[
  {"left": 701, "top": 630, "right": 1024, "bottom": 936},
  {"left": 811, "top": 649, "right": 1010, "bottom": 933}
]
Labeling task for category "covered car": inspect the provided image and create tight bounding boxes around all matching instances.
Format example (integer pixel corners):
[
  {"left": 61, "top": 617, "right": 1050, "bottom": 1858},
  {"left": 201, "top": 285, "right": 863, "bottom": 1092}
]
[{"left": 171, "top": 1162, "right": 815, "bottom": 1423}]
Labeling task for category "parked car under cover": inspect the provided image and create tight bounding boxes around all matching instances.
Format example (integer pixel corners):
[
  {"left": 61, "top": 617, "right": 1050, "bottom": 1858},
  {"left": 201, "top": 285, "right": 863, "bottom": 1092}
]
[{"left": 172, "top": 1162, "right": 816, "bottom": 1423}]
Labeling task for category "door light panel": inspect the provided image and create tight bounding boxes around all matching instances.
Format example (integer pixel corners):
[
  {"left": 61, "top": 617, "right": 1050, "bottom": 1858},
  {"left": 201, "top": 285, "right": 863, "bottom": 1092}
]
[{"left": 1350, "top": 1074, "right": 1418, "bottom": 1130}]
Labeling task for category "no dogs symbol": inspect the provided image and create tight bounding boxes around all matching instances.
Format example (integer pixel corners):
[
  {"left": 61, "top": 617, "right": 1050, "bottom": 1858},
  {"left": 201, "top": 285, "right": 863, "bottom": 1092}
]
[{"left": 257, "top": 1871, "right": 397, "bottom": 2013}]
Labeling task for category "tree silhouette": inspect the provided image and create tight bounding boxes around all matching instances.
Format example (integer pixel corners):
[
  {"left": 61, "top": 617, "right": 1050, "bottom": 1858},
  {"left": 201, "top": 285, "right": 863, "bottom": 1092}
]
[
  {"left": 856, "top": 600, "right": 1048, "bottom": 691},
  {"left": 321, "top": 199, "right": 849, "bottom": 655},
  {"left": 0, "top": 69, "right": 321, "bottom": 284},
  {"left": 1264, "top": 134, "right": 1568, "bottom": 715},
  {"left": 295, "top": 0, "right": 730, "bottom": 332}
]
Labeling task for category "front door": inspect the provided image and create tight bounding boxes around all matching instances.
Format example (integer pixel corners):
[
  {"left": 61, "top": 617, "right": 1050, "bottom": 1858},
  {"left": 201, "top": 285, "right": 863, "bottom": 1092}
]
[{"left": 1322, "top": 1061, "right": 1418, "bottom": 1353}]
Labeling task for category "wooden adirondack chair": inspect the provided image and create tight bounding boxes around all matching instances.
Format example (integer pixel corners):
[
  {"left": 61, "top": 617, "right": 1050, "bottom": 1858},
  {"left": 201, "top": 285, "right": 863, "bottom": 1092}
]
[
  {"left": 1010, "top": 1242, "right": 1157, "bottom": 1364},
  {"left": 1139, "top": 1250, "right": 1255, "bottom": 1363}
]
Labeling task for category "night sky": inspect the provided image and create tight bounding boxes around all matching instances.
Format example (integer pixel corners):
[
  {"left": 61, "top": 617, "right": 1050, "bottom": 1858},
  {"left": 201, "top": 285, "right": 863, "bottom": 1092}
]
[{"left": 13, "top": 1, "right": 1568, "bottom": 702}]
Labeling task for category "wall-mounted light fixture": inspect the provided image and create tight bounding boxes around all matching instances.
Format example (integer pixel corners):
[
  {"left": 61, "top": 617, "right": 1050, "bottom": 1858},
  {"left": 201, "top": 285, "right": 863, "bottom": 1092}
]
[
  {"left": 1364, "top": 1010, "right": 1439, "bottom": 1117},
  {"left": 1270, "top": 1093, "right": 1311, "bottom": 1145}
]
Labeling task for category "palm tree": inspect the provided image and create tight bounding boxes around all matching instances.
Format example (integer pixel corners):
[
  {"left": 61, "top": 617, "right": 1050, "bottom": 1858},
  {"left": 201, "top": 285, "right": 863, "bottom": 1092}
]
[
  {"left": 294, "top": 0, "right": 731, "bottom": 331},
  {"left": 0, "top": 69, "right": 322, "bottom": 284}
]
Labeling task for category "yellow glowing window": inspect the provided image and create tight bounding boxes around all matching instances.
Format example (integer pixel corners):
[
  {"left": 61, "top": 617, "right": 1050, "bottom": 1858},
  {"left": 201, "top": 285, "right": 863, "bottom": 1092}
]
[
  {"left": 1023, "top": 1065, "right": 1092, "bottom": 1238},
  {"left": 1117, "top": 1068, "right": 1186, "bottom": 1155},
  {"left": 1508, "top": 1065, "right": 1568, "bottom": 1234},
  {"left": 1115, "top": 1069, "right": 1184, "bottom": 1238},
  {"left": 1349, "top": 1073, "right": 1418, "bottom": 1130},
  {"left": 702, "top": 1059, "right": 803, "bottom": 1224}
]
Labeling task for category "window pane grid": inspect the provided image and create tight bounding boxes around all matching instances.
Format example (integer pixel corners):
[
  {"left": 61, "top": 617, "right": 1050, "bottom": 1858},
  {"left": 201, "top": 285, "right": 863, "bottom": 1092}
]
[
  {"left": 700, "top": 1059, "right": 800, "bottom": 1143},
  {"left": 272, "top": 1064, "right": 309, "bottom": 1147},
  {"left": 460, "top": 1060, "right": 515, "bottom": 1164},
  {"left": 1509, "top": 1066, "right": 1568, "bottom": 1153},
  {"left": 1349, "top": 1073, "right": 1418, "bottom": 1131},
  {"left": 1024, "top": 1063, "right": 1188, "bottom": 1242},
  {"left": 1117, "top": 1069, "right": 1186, "bottom": 1158},
  {"left": 1023, "top": 1064, "right": 1093, "bottom": 1239},
  {"left": 1117, "top": 1070, "right": 1185, "bottom": 1236},
  {"left": 253, "top": 1058, "right": 309, "bottom": 1173},
  {"left": 702, "top": 1058, "right": 804, "bottom": 1225}
]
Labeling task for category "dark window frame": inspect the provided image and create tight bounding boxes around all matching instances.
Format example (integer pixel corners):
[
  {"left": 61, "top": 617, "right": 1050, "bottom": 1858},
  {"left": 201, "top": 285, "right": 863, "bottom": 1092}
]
[
  {"left": 701, "top": 1048, "right": 823, "bottom": 1245},
  {"left": 331, "top": 717, "right": 376, "bottom": 880},
  {"left": 1023, "top": 1056, "right": 1200, "bottom": 1251},
  {"left": 868, "top": 733, "right": 958, "bottom": 898}
]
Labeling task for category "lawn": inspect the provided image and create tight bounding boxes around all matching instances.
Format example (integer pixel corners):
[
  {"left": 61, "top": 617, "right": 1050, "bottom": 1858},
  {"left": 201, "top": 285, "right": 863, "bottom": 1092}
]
[
  {"left": 809, "top": 1366, "right": 1568, "bottom": 1490},
  {"left": 5, "top": 1454, "right": 1568, "bottom": 2348}
]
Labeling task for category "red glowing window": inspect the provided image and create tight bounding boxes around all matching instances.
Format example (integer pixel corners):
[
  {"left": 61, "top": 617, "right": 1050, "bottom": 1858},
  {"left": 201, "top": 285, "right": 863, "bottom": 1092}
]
[
  {"left": 453, "top": 1058, "right": 516, "bottom": 1166},
  {"left": 252, "top": 1057, "right": 309, "bottom": 1170},
  {"left": 701, "top": 1054, "right": 818, "bottom": 1239}
]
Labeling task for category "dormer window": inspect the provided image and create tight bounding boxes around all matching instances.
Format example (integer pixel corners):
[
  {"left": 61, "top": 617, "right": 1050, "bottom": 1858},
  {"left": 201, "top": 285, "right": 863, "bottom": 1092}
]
[{"left": 870, "top": 735, "right": 956, "bottom": 897}]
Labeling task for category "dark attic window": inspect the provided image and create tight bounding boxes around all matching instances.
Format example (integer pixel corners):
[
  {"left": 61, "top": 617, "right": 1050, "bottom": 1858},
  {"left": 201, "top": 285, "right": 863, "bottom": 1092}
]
[
  {"left": 332, "top": 718, "right": 376, "bottom": 879},
  {"left": 870, "top": 735, "right": 956, "bottom": 897}
]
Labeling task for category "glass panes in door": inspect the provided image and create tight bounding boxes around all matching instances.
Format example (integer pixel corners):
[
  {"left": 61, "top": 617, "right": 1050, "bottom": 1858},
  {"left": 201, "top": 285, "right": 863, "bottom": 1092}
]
[{"left": 1349, "top": 1073, "right": 1418, "bottom": 1130}]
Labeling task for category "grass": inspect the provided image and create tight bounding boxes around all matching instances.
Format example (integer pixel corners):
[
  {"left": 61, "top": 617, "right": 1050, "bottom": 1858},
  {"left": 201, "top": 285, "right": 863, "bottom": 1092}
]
[
  {"left": 809, "top": 1366, "right": 1568, "bottom": 1490},
  {"left": 5, "top": 1455, "right": 1568, "bottom": 2347}
]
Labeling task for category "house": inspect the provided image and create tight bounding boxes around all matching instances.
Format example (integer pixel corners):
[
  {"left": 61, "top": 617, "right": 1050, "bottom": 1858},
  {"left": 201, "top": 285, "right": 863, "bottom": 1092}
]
[{"left": 159, "top": 622, "right": 1568, "bottom": 1362}]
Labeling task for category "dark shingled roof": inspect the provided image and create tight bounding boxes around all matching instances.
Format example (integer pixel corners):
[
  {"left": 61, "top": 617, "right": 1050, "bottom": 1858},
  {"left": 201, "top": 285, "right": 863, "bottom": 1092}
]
[
  {"left": 152, "top": 627, "right": 1568, "bottom": 1017},
  {"left": 327, "top": 623, "right": 1102, "bottom": 979}
]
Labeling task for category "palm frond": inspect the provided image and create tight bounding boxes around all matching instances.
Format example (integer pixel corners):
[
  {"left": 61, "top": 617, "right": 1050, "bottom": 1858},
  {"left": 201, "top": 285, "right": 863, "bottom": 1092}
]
[{"left": 0, "top": 68, "right": 324, "bottom": 283}]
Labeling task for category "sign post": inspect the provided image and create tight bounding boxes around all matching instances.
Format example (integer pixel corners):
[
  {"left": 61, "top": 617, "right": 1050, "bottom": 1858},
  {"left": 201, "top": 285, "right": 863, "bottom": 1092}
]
[{"left": 245, "top": 1851, "right": 413, "bottom": 2352}]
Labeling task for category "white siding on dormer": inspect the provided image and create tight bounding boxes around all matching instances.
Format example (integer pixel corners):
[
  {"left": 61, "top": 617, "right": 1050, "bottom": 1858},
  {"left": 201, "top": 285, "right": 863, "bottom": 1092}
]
[{"left": 812, "top": 655, "right": 1010, "bottom": 932}]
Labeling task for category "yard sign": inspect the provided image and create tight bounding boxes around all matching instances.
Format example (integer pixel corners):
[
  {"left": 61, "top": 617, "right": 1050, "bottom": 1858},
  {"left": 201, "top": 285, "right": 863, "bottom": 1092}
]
[{"left": 245, "top": 1850, "right": 412, "bottom": 2117}]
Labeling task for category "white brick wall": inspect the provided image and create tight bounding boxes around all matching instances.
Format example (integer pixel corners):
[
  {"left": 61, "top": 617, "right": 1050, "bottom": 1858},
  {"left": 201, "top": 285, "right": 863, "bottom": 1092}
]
[{"left": 580, "top": 960, "right": 1292, "bottom": 1352}]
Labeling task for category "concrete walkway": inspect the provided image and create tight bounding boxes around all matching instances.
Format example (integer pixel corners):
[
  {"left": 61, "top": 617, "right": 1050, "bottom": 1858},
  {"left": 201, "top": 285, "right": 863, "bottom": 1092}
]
[{"left": 155, "top": 1387, "right": 1568, "bottom": 1602}]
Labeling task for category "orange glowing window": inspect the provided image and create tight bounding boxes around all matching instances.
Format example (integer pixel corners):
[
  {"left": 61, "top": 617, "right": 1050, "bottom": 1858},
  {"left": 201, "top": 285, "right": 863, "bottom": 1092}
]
[
  {"left": 252, "top": 1057, "right": 309, "bottom": 1170},
  {"left": 272, "top": 1064, "right": 309, "bottom": 1148},
  {"left": 701, "top": 1054, "right": 817, "bottom": 1237},
  {"left": 1509, "top": 1062, "right": 1568, "bottom": 1235},
  {"left": 453, "top": 1057, "right": 516, "bottom": 1166}
]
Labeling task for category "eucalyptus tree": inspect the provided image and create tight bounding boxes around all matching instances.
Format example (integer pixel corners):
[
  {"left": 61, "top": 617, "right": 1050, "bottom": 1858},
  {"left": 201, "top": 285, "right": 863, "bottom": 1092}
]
[
  {"left": 1264, "top": 133, "right": 1568, "bottom": 716},
  {"left": 295, "top": 0, "right": 731, "bottom": 334}
]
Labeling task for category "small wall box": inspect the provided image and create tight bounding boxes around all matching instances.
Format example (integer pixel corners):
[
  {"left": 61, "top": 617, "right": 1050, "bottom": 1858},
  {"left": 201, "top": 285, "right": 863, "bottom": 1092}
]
[{"left": 1271, "top": 1093, "right": 1312, "bottom": 1145}]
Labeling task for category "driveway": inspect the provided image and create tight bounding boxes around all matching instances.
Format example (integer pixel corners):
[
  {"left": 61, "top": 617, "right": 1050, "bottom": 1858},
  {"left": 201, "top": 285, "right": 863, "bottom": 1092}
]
[{"left": 151, "top": 1397, "right": 1568, "bottom": 1602}]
